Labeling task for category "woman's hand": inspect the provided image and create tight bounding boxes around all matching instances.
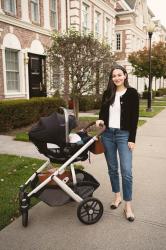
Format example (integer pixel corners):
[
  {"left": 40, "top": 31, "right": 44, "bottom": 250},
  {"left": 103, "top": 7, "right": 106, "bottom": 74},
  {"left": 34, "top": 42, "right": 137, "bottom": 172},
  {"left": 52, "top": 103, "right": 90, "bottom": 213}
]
[
  {"left": 128, "top": 142, "right": 135, "bottom": 151},
  {"left": 96, "top": 120, "right": 104, "bottom": 128}
]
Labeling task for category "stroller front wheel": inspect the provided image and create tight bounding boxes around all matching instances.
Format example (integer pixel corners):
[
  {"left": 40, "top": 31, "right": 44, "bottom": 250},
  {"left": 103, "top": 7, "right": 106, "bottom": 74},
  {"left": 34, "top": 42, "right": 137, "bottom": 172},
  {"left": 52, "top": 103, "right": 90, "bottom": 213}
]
[
  {"left": 77, "top": 197, "right": 103, "bottom": 225},
  {"left": 20, "top": 198, "right": 29, "bottom": 227},
  {"left": 22, "top": 209, "right": 28, "bottom": 227}
]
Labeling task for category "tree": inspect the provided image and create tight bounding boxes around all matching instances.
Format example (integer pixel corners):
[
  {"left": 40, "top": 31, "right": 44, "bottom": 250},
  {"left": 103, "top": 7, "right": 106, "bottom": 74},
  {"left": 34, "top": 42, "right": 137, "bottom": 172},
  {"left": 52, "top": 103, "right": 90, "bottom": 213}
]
[
  {"left": 128, "top": 42, "right": 166, "bottom": 80},
  {"left": 47, "top": 29, "right": 114, "bottom": 119}
]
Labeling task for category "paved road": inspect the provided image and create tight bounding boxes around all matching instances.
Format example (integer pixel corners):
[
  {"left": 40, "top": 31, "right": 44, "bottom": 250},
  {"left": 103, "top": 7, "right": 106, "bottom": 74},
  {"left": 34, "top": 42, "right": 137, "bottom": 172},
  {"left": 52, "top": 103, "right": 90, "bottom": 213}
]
[{"left": 0, "top": 109, "right": 166, "bottom": 250}]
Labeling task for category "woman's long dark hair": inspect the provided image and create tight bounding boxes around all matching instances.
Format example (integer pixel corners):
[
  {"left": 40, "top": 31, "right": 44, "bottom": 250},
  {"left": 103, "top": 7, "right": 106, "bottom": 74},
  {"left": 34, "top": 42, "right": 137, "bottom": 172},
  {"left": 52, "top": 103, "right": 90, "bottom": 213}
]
[{"left": 105, "top": 65, "right": 130, "bottom": 105}]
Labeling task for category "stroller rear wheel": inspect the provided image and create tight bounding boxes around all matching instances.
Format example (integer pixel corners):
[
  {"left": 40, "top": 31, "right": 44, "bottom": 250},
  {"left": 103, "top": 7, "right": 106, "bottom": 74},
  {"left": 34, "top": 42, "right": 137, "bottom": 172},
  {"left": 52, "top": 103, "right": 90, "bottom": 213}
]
[{"left": 77, "top": 197, "right": 103, "bottom": 225}]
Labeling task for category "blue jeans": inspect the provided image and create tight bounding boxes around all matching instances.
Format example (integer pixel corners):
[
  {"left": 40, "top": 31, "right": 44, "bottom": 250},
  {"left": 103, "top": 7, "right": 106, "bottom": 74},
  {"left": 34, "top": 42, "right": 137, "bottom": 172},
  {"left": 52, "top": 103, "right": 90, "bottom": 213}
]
[{"left": 101, "top": 128, "right": 133, "bottom": 201}]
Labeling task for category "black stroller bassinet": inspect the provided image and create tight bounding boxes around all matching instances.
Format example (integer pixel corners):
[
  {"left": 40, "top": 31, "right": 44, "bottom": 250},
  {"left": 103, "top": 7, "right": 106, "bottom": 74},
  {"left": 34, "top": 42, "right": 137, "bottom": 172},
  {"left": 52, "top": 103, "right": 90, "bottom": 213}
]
[
  {"left": 29, "top": 109, "right": 90, "bottom": 163},
  {"left": 19, "top": 108, "right": 105, "bottom": 227}
]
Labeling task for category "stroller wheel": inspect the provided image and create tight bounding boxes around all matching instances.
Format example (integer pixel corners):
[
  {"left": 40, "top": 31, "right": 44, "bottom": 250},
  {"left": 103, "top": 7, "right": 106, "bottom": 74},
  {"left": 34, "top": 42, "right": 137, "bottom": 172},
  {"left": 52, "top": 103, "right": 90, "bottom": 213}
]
[
  {"left": 77, "top": 197, "right": 103, "bottom": 225},
  {"left": 19, "top": 190, "right": 25, "bottom": 205},
  {"left": 21, "top": 198, "right": 29, "bottom": 227},
  {"left": 22, "top": 209, "right": 28, "bottom": 227}
]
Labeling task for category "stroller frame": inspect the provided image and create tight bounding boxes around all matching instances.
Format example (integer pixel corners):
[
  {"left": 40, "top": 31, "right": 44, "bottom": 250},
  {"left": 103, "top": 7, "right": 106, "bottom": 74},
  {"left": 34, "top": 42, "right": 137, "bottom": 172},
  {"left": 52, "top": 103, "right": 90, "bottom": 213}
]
[{"left": 19, "top": 108, "right": 105, "bottom": 226}]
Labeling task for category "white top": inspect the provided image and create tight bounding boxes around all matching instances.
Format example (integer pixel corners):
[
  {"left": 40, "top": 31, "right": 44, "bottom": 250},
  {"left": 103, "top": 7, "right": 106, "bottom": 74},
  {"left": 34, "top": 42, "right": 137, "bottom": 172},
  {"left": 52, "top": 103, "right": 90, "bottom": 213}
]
[
  {"left": 69, "top": 133, "right": 82, "bottom": 143},
  {"left": 109, "top": 89, "right": 127, "bottom": 129}
]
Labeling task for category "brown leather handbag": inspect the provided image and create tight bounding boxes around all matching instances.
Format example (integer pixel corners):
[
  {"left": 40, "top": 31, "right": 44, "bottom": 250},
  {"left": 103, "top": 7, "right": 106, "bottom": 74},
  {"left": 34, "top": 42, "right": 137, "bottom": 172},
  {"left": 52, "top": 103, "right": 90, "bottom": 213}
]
[
  {"left": 90, "top": 138, "right": 105, "bottom": 154},
  {"left": 38, "top": 168, "right": 71, "bottom": 185}
]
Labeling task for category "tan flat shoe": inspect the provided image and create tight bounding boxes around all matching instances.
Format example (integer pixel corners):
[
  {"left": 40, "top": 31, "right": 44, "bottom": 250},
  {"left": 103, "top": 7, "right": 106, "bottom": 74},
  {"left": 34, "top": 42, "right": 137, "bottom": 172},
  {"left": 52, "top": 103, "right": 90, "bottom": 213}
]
[
  {"left": 124, "top": 209, "right": 135, "bottom": 222},
  {"left": 110, "top": 200, "right": 122, "bottom": 209}
]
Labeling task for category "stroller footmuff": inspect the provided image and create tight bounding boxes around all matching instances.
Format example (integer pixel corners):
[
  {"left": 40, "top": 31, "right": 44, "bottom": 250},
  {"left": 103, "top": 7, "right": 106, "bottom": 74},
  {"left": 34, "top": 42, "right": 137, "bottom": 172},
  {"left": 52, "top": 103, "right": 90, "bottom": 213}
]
[{"left": 19, "top": 108, "right": 105, "bottom": 226}]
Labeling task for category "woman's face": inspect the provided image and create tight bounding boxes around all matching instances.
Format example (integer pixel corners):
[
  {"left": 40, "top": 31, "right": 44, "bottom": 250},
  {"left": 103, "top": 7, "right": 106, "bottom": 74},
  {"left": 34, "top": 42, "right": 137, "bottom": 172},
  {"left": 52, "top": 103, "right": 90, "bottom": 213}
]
[{"left": 112, "top": 69, "right": 127, "bottom": 88}]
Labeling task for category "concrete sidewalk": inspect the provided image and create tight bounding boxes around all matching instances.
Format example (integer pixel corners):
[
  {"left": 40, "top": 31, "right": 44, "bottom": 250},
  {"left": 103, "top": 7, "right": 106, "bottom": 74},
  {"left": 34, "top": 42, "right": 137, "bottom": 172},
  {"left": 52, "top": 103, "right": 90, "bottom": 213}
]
[{"left": 0, "top": 109, "right": 166, "bottom": 250}]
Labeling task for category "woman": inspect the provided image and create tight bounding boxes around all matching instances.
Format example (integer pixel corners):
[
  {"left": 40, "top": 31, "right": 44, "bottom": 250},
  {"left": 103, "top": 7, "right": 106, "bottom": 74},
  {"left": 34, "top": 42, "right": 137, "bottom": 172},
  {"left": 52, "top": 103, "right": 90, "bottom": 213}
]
[{"left": 96, "top": 65, "right": 139, "bottom": 222}]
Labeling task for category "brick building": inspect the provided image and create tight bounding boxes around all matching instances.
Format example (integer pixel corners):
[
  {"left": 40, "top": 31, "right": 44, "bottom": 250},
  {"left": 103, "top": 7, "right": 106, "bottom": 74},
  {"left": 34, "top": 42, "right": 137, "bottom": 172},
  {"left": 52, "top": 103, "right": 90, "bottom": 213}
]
[
  {"left": 0, "top": 0, "right": 117, "bottom": 99},
  {"left": 0, "top": 0, "right": 165, "bottom": 99},
  {"left": 0, "top": 0, "right": 64, "bottom": 99},
  {"left": 115, "top": 0, "right": 166, "bottom": 91}
]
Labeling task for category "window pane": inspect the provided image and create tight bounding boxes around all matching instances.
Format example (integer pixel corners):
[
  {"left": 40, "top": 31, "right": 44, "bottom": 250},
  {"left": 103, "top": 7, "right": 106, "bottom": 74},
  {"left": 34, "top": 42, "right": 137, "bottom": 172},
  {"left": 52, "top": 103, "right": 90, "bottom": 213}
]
[
  {"left": 51, "top": 12, "right": 57, "bottom": 28},
  {"left": 31, "top": 0, "right": 39, "bottom": 22},
  {"left": 116, "top": 33, "right": 121, "bottom": 50},
  {"left": 50, "top": 0, "right": 57, "bottom": 28},
  {"left": 51, "top": 0, "right": 56, "bottom": 10},
  {"left": 105, "top": 18, "right": 110, "bottom": 38},
  {"left": 5, "top": 49, "right": 20, "bottom": 92},
  {"left": 95, "top": 11, "right": 100, "bottom": 37},
  {"left": 82, "top": 3, "right": 89, "bottom": 30},
  {"left": 4, "top": 0, "right": 15, "bottom": 13}
]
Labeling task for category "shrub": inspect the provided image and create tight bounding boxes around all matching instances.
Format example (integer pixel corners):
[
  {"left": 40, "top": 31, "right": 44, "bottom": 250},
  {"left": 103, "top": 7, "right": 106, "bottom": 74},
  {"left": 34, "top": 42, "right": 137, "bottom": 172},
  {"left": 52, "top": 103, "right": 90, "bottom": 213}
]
[
  {"left": 0, "top": 97, "right": 66, "bottom": 132},
  {"left": 79, "top": 95, "right": 102, "bottom": 111},
  {"left": 157, "top": 88, "right": 166, "bottom": 96},
  {"left": 155, "top": 90, "right": 163, "bottom": 97},
  {"left": 142, "top": 90, "right": 155, "bottom": 99}
]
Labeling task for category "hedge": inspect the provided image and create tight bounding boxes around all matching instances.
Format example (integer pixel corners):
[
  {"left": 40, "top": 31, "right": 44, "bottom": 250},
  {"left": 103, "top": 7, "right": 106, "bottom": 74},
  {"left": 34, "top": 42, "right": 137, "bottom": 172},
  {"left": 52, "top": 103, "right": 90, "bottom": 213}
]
[
  {"left": 0, "top": 97, "right": 66, "bottom": 132},
  {"left": 79, "top": 95, "right": 102, "bottom": 111},
  {"left": 157, "top": 88, "right": 166, "bottom": 96},
  {"left": 142, "top": 90, "right": 156, "bottom": 99}
]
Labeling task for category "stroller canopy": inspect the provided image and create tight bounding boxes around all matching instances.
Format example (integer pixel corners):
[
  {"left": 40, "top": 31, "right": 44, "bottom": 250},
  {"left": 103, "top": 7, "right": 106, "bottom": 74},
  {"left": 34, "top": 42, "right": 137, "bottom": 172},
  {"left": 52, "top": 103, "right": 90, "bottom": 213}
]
[{"left": 29, "top": 111, "right": 77, "bottom": 146}]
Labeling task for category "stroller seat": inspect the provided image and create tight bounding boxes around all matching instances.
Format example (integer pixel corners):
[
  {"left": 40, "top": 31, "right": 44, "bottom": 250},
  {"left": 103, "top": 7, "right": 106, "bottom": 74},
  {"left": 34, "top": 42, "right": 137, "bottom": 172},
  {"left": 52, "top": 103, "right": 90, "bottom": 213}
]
[
  {"left": 28, "top": 109, "right": 93, "bottom": 163},
  {"left": 32, "top": 139, "right": 89, "bottom": 163}
]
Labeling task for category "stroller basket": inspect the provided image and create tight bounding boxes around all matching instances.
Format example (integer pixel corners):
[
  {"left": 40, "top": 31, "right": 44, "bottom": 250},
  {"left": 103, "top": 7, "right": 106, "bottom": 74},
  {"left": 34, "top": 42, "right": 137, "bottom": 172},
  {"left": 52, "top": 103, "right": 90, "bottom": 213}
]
[{"left": 32, "top": 169, "right": 99, "bottom": 206}]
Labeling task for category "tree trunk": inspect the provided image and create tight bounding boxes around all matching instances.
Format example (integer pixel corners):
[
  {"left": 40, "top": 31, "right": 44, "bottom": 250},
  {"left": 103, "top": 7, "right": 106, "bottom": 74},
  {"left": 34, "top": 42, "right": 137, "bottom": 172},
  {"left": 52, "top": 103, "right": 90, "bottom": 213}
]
[
  {"left": 64, "top": 64, "right": 69, "bottom": 107},
  {"left": 95, "top": 64, "right": 100, "bottom": 96},
  {"left": 73, "top": 97, "right": 79, "bottom": 121}
]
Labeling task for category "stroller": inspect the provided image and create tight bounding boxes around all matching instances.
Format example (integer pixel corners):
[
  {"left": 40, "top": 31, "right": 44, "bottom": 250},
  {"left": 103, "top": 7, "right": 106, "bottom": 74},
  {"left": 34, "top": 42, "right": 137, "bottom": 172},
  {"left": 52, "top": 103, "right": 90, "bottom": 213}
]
[{"left": 19, "top": 107, "right": 105, "bottom": 227}]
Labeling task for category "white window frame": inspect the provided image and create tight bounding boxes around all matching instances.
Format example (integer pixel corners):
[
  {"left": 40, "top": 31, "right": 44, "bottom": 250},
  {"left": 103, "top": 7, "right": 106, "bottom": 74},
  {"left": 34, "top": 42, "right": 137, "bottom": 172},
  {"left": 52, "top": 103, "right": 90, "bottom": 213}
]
[
  {"left": 5, "top": 48, "right": 20, "bottom": 92},
  {"left": 116, "top": 32, "right": 122, "bottom": 51},
  {"left": 4, "top": 0, "right": 16, "bottom": 15},
  {"left": 50, "top": 0, "right": 57, "bottom": 29},
  {"left": 30, "top": 0, "right": 40, "bottom": 23},
  {"left": 105, "top": 17, "right": 111, "bottom": 41},
  {"left": 94, "top": 10, "right": 101, "bottom": 38},
  {"left": 82, "top": 2, "right": 90, "bottom": 34}
]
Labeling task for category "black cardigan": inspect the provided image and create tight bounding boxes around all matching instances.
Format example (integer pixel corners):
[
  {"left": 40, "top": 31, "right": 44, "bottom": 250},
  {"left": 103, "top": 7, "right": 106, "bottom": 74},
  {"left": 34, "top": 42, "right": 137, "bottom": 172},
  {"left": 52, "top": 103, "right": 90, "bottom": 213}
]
[{"left": 99, "top": 87, "right": 139, "bottom": 143}]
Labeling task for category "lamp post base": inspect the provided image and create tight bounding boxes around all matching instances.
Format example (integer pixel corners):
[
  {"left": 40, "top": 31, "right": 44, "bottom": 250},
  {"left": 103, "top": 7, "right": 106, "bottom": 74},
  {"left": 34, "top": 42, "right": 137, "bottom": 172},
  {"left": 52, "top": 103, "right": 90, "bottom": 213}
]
[{"left": 146, "top": 107, "right": 153, "bottom": 112}]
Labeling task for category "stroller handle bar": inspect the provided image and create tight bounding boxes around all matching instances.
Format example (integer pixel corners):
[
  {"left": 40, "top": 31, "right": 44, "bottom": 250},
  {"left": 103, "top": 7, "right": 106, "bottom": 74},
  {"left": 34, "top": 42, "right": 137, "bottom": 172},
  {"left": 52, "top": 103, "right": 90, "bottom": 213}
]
[{"left": 83, "top": 121, "right": 106, "bottom": 137}]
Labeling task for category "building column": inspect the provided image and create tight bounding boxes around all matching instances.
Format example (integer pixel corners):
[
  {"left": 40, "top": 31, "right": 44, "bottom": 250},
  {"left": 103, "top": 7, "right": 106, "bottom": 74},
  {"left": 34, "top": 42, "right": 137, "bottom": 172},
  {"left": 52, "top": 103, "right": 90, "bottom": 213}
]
[
  {"left": 0, "top": 46, "right": 6, "bottom": 98},
  {"left": 23, "top": 49, "right": 30, "bottom": 99},
  {"left": 0, "top": 0, "right": 4, "bottom": 13}
]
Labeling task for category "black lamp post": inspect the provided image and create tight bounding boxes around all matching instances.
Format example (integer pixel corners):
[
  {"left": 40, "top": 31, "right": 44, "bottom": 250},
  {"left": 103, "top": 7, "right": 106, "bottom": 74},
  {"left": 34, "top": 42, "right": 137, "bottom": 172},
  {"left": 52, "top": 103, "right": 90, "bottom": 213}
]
[{"left": 146, "top": 22, "right": 155, "bottom": 112}]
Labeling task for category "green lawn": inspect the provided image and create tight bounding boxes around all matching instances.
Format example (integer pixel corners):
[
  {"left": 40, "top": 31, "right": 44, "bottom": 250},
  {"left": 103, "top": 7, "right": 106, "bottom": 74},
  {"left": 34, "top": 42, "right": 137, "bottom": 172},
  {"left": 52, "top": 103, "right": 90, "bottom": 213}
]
[
  {"left": 79, "top": 116, "right": 97, "bottom": 122},
  {"left": 15, "top": 131, "right": 29, "bottom": 142},
  {"left": 139, "top": 106, "right": 165, "bottom": 117},
  {"left": 140, "top": 100, "right": 166, "bottom": 106},
  {"left": 155, "top": 97, "right": 166, "bottom": 101},
  {"left": 0, "top": 154, "right": 45, "bottom": 230},
  {"left": 138, "top": 120, "right": 146, "bottom": 126}
]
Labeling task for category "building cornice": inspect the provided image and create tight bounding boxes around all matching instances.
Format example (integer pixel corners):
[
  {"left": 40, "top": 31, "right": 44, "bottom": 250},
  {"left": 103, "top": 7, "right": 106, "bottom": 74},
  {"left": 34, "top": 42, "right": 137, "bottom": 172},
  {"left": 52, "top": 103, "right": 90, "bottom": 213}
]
[
  {"left": 90, "top": 0, "right": 117, "bottom": 17},
  {"left": 115, "top": 24, "right": 146, "bottom": 38},
  {"left": 0, "top": 13, "right": 51, "bottom": 36},
  {"left": 116, "top": 10, "right": 136, "bottom": 16},
  {"left": 118, "top": 0, "right": 133, "bottom": 11}
]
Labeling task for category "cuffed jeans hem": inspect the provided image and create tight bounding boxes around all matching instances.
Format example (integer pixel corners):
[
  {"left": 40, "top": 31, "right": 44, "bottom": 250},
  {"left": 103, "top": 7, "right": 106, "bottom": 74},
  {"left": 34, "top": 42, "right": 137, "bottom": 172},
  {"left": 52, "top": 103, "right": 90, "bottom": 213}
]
[
  {"left": 112, "top": 189, "right": 120, "bottom": 194},
  {"left": 123, "top": 198, "right": 132, "bottom": 202}
]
